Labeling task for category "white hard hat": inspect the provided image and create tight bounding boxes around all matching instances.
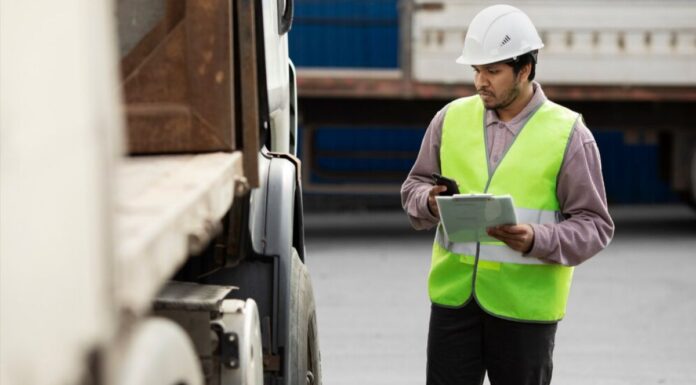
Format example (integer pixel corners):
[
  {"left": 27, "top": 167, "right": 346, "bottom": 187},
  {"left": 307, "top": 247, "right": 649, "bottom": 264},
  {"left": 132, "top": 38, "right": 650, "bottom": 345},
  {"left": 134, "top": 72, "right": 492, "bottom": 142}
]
[{"left": 456, "top": 4, "right": 544, "bottom": 66}]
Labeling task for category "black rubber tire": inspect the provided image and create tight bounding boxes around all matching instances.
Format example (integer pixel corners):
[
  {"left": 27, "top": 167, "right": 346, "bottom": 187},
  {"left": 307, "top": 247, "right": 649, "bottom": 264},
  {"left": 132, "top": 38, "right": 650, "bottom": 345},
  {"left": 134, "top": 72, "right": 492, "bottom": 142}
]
[{"left": 288, "top": 249, "right": 322, "bottom": 385}]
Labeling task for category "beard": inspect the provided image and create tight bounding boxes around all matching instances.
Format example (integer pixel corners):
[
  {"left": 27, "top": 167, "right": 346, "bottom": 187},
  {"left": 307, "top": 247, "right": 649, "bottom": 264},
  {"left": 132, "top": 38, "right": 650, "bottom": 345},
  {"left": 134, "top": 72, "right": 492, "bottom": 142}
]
[{"left": 480, "top": 79, "right": 521, "bottom": 110}]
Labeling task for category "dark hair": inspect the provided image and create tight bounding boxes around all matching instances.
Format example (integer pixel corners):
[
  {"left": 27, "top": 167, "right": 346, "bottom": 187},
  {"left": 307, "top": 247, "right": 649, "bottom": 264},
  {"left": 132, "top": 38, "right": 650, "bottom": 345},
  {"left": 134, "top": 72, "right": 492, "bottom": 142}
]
[{"left": 506, "top": 50, "right": 537, "bottom": 81}]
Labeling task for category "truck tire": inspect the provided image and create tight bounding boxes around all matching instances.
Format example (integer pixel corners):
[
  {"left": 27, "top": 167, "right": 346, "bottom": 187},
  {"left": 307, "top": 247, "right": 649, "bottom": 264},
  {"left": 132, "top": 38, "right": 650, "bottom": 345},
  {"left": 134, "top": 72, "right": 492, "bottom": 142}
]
[{"left": 288, "top": 249, "right": 322, "bottom": 385}]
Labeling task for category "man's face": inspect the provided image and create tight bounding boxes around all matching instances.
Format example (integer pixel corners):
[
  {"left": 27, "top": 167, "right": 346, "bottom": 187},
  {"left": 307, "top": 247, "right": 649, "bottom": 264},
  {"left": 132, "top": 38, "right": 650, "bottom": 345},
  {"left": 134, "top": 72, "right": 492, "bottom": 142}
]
[{"left": 472, "top": 63, "right": 523, "bottom": 110}]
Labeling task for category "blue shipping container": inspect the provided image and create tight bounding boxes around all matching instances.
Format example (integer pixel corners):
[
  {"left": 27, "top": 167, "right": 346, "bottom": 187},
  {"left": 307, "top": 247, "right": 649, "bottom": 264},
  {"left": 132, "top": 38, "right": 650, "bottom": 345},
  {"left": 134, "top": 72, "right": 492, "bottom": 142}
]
[
  {"left": 299, "top": 126, "right": 678, "bottom": 203},
  {"left": 289, "top": 0, "right": 399, "bottom": 68}
]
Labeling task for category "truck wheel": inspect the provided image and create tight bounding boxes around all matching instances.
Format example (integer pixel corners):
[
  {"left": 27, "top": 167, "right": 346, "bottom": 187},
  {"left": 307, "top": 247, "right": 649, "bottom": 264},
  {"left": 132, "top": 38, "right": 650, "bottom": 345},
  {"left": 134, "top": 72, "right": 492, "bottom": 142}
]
[
  {"left": 216, "top": 299, "right": 264, "bottom": 385},
  {"left": 288, "top": 249, "right": 322, "bottom": 385}
]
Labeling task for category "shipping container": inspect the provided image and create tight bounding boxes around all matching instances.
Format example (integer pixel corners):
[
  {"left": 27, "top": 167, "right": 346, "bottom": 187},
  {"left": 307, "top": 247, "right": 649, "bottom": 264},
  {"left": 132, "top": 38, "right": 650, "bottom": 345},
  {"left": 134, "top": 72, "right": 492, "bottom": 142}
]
[
  {"left": 293, "top": 1, "right": 696, "bottom": 206},
  {"left": 299, "top": 125, "right": 679, "bottom": 204},
  {"left": 289, "top": 0, "right": 399, "bottom": 68}
]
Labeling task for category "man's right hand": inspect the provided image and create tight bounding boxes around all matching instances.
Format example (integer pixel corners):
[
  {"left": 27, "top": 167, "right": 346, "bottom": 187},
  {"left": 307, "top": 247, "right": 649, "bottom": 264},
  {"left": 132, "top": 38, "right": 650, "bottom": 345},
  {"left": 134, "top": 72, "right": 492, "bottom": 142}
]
[{"left": 428, "top": 185, "right": 448, "bottom": 218}]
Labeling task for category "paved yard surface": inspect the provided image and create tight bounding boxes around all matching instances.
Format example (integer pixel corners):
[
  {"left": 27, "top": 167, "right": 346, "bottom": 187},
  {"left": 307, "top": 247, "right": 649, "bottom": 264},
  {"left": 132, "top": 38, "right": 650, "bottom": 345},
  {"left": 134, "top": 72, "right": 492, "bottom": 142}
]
[{"left": 305, "top": 205, "right": 696, "bottom": 385}]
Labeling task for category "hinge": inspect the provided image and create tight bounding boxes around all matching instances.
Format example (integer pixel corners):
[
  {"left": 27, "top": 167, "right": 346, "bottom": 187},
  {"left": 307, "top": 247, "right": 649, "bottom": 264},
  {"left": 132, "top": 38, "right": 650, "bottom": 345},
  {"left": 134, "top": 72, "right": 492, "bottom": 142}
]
[{"left": 220, "top": 332, "right": 240, "bottom": 369}]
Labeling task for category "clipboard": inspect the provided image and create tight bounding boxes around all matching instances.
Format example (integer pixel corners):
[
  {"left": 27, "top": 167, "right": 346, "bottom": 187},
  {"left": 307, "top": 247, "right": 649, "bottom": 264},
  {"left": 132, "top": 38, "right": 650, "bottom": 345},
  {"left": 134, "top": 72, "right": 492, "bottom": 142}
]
[{"left": 435, "top": 194, "right": 517, "bottom": 243}]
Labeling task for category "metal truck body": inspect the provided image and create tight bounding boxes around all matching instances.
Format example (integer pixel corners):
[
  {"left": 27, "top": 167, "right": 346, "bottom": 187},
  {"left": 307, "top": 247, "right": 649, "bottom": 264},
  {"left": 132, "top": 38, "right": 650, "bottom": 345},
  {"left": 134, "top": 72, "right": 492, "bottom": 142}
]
[{"left": 0, "top": 0, "right": 320, "bottom": 384}]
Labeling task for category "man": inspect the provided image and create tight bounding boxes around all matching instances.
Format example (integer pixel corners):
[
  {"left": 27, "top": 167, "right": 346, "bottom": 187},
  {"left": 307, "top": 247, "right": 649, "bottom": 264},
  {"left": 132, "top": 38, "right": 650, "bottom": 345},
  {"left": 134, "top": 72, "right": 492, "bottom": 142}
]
[{"left": 401, "top": 5, "right": 615, "bottom": 385}]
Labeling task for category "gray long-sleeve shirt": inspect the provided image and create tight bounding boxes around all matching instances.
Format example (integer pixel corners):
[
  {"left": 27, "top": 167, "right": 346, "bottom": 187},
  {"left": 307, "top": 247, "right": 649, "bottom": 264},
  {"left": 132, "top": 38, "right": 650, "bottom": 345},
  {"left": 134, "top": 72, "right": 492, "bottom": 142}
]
[{"left": 401, "top": 82, "right": 614, "bottom": 266}]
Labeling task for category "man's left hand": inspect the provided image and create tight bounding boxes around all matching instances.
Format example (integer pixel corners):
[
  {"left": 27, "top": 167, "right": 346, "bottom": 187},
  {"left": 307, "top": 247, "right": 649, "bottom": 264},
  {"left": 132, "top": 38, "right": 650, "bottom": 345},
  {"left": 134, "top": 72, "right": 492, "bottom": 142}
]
[{"left": 487, "top": 224, "right": 535, "bottom": 253}]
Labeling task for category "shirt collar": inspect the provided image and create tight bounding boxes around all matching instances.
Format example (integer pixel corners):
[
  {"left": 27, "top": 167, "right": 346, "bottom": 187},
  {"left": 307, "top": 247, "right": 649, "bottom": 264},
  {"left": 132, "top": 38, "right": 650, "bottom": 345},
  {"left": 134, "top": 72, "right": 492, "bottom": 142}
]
[{"left": 485, "top": 81, "right": 547, "bottom": 134}]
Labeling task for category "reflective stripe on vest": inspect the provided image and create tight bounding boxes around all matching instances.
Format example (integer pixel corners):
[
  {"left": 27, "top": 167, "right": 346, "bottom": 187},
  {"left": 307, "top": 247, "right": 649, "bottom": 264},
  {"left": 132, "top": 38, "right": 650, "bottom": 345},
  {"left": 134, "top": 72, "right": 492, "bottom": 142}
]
[{"left": 428, "top": 95, "right": 578, "bottom": 322}]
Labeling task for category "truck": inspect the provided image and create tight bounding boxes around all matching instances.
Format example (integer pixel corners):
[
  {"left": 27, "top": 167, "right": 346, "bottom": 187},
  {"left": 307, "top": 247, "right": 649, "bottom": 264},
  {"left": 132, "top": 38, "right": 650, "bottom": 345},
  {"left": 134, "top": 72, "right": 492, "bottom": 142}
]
[
  {"left": 292, "top": 0, "right": 696, "bottom": 206},
  {"left": 0, "top": 0, "right": 321, "bottom": 384}
]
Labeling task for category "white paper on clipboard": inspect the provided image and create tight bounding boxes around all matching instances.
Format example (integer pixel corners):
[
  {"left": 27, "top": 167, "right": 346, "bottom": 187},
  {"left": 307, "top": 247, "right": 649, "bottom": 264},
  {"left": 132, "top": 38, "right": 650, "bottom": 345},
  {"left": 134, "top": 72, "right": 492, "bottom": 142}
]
[{"left": 435, "top": 194, "right": 517, "bottom": 243}]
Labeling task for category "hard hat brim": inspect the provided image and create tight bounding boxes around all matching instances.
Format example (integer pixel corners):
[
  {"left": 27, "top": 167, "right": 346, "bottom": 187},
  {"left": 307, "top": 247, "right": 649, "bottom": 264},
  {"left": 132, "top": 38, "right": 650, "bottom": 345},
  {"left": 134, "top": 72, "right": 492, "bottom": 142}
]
[{"left": 456, "top": 44, "right": 544, "bottom": 66}]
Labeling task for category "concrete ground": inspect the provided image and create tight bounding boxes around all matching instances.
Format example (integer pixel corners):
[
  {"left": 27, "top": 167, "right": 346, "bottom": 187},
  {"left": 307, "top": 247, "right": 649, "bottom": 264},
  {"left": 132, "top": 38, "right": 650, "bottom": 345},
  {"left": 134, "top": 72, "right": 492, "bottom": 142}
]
[{"left": 304, "top": 205, "right": 696, "bottom": 385}]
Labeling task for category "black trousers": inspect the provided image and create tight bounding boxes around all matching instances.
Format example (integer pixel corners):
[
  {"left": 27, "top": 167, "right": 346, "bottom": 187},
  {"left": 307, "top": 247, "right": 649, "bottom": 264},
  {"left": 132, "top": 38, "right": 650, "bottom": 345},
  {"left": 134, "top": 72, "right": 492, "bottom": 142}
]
[{"left": 427, "top": 300, "right": 557, "bottom": 385}]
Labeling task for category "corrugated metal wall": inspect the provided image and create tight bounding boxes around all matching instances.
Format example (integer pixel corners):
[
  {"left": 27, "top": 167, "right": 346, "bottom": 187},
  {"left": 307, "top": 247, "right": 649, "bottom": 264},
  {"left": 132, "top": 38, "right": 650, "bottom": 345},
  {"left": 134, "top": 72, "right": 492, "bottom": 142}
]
[
  {"left": 299, "top": 127, "right": 678, "bottom": 203},
  {"left": 289, "top": 0, "right": 399, "bottom": 68},
  {"left": 301, "top": 127, "right": 421, "bottom": 184},
  {"left": 595, "top": 131, "right": 677, "bottom": 204}
]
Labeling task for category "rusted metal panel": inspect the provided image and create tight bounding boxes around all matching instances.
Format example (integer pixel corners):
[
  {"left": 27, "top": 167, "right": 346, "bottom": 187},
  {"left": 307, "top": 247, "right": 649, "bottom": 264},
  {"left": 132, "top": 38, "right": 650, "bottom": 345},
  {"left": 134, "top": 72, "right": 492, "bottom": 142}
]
[
  {"left": 121, "top": 0, "right": 236, "bottom": 154},
  {"left": 296, "top": 69, "right": 408, "bottom": 99},
  {"left": 125, "top": 105, "right": 238, "bottom": 153},
  {"left": 296, "top": 69, "right": 696, "bottom": 102},
  {"left": 120, "top": 0, "right": 186, "bottom": 88},
  {"left": 117, "top": 0, "right": 169, "bottom": 59},
  {"left": 236, "top": 0, "right": 261, "bottom": 188},
  {"left": 123, "top": 23, "right": 188, "bottom": 105},
  {"left": 186, "top": 0, "right": 234, "bottom": 145}
]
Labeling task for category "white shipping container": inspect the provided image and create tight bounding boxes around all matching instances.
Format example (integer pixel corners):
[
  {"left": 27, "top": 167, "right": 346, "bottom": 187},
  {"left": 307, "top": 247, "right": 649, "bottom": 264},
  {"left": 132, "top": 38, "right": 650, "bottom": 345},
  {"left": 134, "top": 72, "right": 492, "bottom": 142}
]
[{"left": 412, "top": 0, "right": 696, "bottom": 85}]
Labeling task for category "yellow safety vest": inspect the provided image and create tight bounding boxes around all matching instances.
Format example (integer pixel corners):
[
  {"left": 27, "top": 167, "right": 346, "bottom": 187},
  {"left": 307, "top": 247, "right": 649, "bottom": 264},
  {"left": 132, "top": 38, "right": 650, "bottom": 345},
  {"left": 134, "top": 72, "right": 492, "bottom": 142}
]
[{"left": 429, "top": 95, "right": 578, "bottom": 322}]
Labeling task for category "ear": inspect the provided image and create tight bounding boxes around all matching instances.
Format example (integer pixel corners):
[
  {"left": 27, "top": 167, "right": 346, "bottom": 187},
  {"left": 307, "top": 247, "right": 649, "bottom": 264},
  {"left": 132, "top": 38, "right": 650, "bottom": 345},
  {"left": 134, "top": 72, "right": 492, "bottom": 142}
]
[{"left": 518, "top": 62, "right": 532, "bottom": 83}]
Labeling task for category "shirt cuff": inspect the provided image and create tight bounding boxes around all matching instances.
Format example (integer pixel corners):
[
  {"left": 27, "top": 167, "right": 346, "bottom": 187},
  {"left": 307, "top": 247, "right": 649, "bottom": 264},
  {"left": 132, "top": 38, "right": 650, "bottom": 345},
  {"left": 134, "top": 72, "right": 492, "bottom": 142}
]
[
  {"left": 527, "top": 223, "right": 552, "bottom": 258},
  {"left": 421, "top": 189, "right": 439, "bottom": 222}
]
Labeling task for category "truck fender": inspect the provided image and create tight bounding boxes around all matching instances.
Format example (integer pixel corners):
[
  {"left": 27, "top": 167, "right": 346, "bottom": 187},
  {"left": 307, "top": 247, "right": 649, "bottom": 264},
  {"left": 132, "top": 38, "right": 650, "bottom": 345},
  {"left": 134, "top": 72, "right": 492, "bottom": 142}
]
[
  {"left": 249, "top": 150, "right": 297, "bottom": 259},
  {"left": 248, "top": 149, "right": 309, "bottom": 384}
]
